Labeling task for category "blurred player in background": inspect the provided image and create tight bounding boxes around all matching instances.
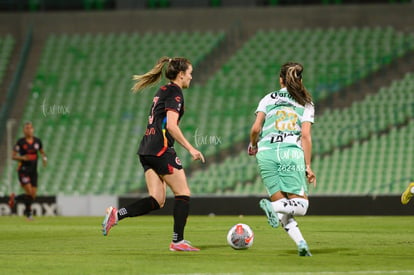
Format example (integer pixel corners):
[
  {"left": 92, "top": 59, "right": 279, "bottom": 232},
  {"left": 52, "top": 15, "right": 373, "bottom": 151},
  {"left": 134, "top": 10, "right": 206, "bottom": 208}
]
[
  {"left": 401, "top": 182, "right": 414, "bottom": 204},
  {"left": 249, "top": 62, "right": 316, "bottom": 256},
  {"left": 102, "top": 57, "right": 205, "bottom": 251},
  {"left": 9, "top": 121, "right": 47, "bottom": 219}
]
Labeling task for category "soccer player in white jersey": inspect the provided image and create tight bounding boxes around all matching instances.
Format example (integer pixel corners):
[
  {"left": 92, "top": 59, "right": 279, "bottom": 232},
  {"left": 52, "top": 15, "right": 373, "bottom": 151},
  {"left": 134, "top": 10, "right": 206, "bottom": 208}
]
[{"left": 248, "top": 62, "right": 316, "bottom": 256}]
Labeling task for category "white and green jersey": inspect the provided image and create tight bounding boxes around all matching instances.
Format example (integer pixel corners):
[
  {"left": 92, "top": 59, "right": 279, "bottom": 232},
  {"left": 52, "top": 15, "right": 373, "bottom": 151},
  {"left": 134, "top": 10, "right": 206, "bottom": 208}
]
[{"left": 255, "top": 87, "right": 314, "bottom": 152}]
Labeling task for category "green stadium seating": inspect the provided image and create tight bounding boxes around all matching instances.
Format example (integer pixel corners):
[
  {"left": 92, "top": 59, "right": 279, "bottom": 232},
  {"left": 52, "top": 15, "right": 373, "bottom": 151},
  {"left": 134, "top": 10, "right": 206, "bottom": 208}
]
[
  {"left": 2, "top": 27, "right": 413, "bottom": 196},
  {"left": 176, "top": 72, "right": 414, "bottom": 195},
  {"left": 313, "top": 119, "right": 414, "bottom": 195},
  {"left": 6, "top": 31, "right": 225, "bottom": 196},
  {"left": 178, "top": 26, "right": 414, "bottom": 161},
  {"left": 0, "top": 34, "right": 15, "bottom": 88},
  {"left": 313, "top": 72, "right": 414, "bottom": 155}
]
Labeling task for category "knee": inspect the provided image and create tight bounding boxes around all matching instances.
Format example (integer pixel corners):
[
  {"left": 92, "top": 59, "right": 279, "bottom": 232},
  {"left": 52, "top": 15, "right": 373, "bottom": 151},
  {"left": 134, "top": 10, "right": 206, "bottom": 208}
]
[
  {"left": 155, "top": 197, "right": 166, "bottom": 208},
  {"left": 291, "top": 198, "right": 309, "bottom": 216},
  {"left": 150, "top": 194, "right": 166, "bottom": 208},
  {"left": 177, "top": 191, "right": 191, "bottom": 197},
  {"left": 174, "top": 187, "right": 191, "bottom": 197}
]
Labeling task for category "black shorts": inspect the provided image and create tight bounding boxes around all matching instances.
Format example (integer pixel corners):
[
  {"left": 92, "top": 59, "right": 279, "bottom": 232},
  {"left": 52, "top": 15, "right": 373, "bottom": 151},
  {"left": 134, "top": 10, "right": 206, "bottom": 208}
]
[
  {"left": 139, "top": 151, "right": 183, "bottom": 175},
  {"left": 18, "top": 172, "right": 38, "bottom": 187}
]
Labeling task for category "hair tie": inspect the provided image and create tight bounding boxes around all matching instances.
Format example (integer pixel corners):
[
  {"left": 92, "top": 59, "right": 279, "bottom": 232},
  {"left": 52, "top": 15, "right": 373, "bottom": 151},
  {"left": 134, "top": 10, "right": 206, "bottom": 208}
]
[{"left": 168, "top": 58, "right": 172, "bottom": 62}]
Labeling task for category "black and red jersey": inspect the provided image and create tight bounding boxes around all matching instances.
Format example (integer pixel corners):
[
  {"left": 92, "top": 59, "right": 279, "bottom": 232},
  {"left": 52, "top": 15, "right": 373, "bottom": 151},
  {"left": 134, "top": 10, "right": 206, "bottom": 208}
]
[
  {"left": 14, "top": 137, "right": 43, "bottom": 174},
  {"left": 138, "top": 82, "right": 184, "bottom": 156}
]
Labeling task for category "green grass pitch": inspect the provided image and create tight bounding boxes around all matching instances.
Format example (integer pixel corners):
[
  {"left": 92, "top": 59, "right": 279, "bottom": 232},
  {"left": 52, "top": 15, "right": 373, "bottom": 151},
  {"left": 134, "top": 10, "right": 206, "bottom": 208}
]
[{"left": 1, "top": 215, "right": 413, "bottom": 274}]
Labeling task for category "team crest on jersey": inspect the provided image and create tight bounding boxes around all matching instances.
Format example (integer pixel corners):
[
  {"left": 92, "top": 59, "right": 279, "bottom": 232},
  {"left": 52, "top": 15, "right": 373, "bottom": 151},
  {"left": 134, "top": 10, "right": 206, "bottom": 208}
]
[
  {"left": 34, "top": 143, "right": 39, "bottom": 150},
  {"left": 175, "top": 157, "right": 182, "bottom": 166}
]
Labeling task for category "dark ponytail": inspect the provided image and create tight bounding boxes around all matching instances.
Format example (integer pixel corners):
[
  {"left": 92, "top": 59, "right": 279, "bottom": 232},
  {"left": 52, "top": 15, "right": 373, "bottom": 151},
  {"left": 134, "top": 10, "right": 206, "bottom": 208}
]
[{"left": 280, "top": 62, "right": 312, "bottom": 106}]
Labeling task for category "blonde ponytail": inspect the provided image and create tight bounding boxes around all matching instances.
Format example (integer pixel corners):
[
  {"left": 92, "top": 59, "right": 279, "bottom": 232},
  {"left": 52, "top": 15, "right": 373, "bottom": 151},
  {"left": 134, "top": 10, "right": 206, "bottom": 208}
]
[{"left": 131, "top": 57, "right": 170, "bottom": 93}]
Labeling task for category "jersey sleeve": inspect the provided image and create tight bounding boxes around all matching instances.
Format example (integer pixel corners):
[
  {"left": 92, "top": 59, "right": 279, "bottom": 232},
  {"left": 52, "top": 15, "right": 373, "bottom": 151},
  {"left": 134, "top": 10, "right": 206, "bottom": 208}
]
[
  {"left": 302, "top": 103, "right": 315, "bottom": 123},
  {"left": 38, "top": 138, "right": 43, "bottom": 150},
  {"left": 13, "top": 139, "right": 21, "bottom": 152},
  {"left": 165, "top": 86, "right": 183, "bottom": 113},
  {"left": 255, "top": 96, "right": 268, "bottom": 115}
]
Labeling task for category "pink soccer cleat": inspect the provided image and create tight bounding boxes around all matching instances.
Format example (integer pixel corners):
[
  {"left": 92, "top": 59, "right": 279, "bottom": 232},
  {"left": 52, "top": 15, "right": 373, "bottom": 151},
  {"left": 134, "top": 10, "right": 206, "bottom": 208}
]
[
  {"left": 169, "top": 240, "right": 200, "bottom": 252},
  {"left": 102, "top": 206, "right": 118, "bottom": 236}
]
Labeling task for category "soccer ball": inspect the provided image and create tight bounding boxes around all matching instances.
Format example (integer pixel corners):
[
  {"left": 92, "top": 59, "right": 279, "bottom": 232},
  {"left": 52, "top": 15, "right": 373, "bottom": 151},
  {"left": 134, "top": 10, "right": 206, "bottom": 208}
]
[{"left": 226, "top": 223, "right": 254, "bottom": 250}]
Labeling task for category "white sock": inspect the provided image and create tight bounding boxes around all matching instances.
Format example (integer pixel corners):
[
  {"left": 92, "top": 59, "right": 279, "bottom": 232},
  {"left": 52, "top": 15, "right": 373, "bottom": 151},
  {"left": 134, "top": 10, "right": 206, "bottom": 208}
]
[
  {"left": 410, "top": 187, "right": 414, "bottom": 194},
  {"left": 283, "top": 216, "right": 305, "bottom": 245},
  {"left": 271, "top": 198, "right": 309, "bottom": 216},
  {"left": 278, "top": 213, "right": 290, "bottom": 228}
]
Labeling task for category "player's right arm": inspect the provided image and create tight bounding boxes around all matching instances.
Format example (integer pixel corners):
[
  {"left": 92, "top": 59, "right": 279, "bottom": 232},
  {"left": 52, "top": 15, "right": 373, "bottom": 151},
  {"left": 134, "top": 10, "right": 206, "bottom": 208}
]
[
  {"left": 249, "top": 95, "right": 267, "bottom": 156},
  {"left": 249, "top": 111, "right": 265, "bottom": 153},
  {"left": 12, "top": 150, "right": 29, "bottom": 161}
]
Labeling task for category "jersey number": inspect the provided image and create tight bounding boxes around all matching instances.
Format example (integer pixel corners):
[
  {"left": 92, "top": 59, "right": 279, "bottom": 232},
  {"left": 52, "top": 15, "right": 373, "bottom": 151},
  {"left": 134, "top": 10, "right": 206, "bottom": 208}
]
[{"left": 274, "top": 110, "right": 298, "bottom": 131}]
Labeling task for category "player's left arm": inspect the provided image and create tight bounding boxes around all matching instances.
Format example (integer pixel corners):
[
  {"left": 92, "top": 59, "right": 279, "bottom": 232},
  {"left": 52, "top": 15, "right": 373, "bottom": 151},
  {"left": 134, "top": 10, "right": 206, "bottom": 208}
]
[
  {"left": 39, "top": 142, "right": 47, "bottom": 167},
  {"left": 301, "top": 122, "right": 316, "bottom": 187}
]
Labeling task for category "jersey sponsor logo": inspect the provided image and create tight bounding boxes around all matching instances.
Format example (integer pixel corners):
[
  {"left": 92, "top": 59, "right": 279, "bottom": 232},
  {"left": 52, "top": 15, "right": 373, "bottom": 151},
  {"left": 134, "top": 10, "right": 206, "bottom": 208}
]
[
  {"left": 175, "top": 96, "right": 181, "bottom": 102},
  {"left": 145, "top": 127, "right": 156, "bottom": 136},
  {"left": 270, "top": 91, "right": 294, "bottom": 100},
  {"left": 27, "top": 154, "right": 37, "bottom": 161},
  {"left": 175, "top": 157, "right": 182, "bottom": 166},
  {"left": 23, "top": 144, "right": 28, "bottom": 150},
  {"left": 161, "top": 86, "right": 167, "bottom": 91},
  {"left": 270, "top": 132, "right": 294, "bottom": 143},
  {"left": 34, "top": 143, "right": 39, "bottom": 150}
]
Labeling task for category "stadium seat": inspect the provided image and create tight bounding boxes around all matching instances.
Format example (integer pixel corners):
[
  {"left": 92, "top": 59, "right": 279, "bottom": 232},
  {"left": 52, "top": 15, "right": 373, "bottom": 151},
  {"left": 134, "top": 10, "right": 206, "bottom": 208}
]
[
  {"left": 5, "top": 27, "right": 414, "bottom": 197},
  {"left": 13, "top": 31, "right": 225, "bottom": 195}
]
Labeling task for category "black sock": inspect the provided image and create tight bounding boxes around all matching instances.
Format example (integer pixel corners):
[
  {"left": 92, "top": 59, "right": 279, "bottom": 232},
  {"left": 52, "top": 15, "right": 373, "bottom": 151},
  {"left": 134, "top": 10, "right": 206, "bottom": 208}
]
[
  {"left": 117, "top": 196, "right": 160, "bottom": 220},
  {"left": 172, "top": 196, "right": 190, "bottom": 243},
  {"left": 24, "top": 195, "right": 33, "bottom": 217}
]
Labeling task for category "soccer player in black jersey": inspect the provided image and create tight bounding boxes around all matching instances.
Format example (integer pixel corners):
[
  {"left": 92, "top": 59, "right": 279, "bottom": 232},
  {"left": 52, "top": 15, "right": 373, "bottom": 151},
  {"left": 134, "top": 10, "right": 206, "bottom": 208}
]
[
  {"left": 102, "top": 57, "right": 205, "bottom": 251},
  {"left": 9, "top": 122, "right": 47, "bottom": 219}
]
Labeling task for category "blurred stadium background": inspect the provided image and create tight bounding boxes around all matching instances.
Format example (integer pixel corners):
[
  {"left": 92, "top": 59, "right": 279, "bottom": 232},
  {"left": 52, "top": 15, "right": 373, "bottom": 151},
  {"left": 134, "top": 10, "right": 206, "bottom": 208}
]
[{"left": 0, "top": 0, "right": 413, "bottom": 215}]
